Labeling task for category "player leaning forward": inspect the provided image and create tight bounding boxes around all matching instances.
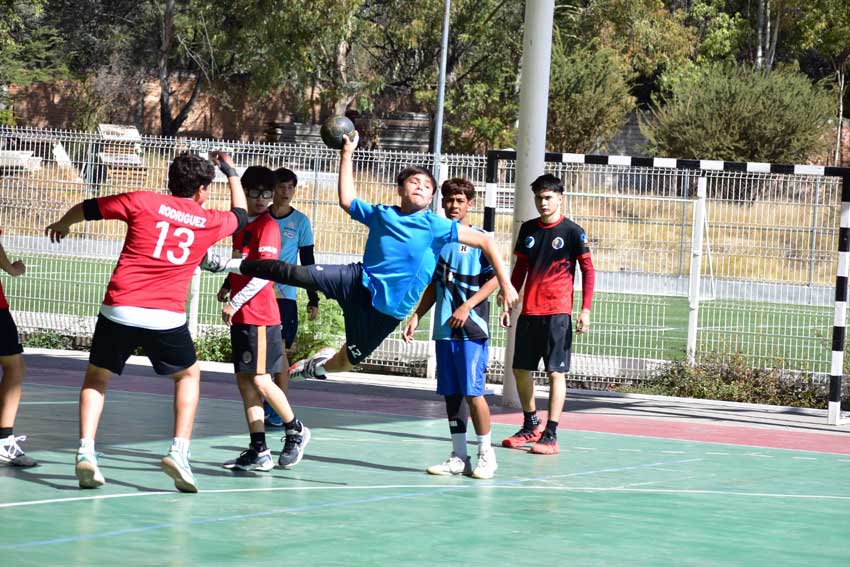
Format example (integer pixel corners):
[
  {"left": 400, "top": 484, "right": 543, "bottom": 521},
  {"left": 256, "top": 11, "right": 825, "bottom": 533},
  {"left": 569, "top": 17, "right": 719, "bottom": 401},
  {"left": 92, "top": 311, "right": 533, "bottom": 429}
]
[
  {"left": 46, "top": 152, "right": 248, "bottom": 492},
  {"left": 202, "top": 131, "right": 519, "bottom": 378},
  {"left": 502, "top": 174, "right": 595, "bottom": 455}
]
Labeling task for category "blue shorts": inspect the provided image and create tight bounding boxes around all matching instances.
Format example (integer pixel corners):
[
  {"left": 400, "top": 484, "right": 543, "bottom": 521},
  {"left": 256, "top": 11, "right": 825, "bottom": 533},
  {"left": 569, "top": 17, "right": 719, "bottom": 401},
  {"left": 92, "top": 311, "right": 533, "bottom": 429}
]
[
  {"left": 435, "top": 338, "right": 488, "bottom": 397},
  {"left": 307, "top": 262, "right": 401, "bottom": 365},
  {"left": 276, "top": 298, "right": 298, "bottom": 349}
]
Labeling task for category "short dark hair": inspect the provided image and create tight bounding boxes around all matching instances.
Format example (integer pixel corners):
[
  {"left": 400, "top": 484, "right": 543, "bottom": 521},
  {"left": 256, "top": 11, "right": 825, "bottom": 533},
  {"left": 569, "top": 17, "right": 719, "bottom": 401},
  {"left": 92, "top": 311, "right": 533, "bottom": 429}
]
[
  {"left": 241, "top": 166, "right": 277, "bottom": 192},
  {"left": 530, "top": 173, "right": 564, "bottom": 194},
  {"left": 274, "top": 167, "right": 298, "bottom": 186},
  {"left": 441, "top": 177, "right": 476, "bottom": 201},
  {"left": 168, "top": 152, "right": 215, "bottom": 197},
  {"left": 396, "top": 166, "right": 437, "bottom": 193}
]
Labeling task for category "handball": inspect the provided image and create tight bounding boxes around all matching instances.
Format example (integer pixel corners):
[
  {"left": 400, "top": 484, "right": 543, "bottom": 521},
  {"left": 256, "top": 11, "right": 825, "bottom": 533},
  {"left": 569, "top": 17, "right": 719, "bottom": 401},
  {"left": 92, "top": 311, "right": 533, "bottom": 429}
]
[{"left": 320, "top": 115, "right": 356, "bottom": 149}]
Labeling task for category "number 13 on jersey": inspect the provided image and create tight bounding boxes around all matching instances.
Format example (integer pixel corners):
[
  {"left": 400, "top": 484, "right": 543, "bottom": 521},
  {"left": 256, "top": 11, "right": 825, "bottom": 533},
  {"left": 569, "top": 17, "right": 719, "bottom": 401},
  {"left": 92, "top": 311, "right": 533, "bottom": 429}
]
[{"left": 153, "top": 221, "right": 195, "bottom": 265}]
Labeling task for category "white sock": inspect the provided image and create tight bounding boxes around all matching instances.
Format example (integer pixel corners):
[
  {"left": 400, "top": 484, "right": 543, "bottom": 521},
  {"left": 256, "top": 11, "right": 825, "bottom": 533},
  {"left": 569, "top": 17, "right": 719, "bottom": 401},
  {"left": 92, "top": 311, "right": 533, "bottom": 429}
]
[
  {"left": 224, "top": 258, "right": 243, "bottom": 273},
  {"left": 79, "top": 438, "right": 95, "bottom": 452},
  {"left": 451, "top": 432, "right": 468, "bottom": 459},
  {"left": 478, "top": 432, "right": 492, "bottom": 452},
  {"left": 171, "top": 437, "right": 190, "bottom": 454}
]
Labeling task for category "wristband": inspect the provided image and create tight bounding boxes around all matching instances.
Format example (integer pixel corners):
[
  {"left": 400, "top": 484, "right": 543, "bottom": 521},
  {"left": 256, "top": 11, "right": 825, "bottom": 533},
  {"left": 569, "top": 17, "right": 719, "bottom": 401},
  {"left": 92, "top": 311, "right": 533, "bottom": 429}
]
[{"left": 218, "top": 162, "right": 238, "bottom": 178}]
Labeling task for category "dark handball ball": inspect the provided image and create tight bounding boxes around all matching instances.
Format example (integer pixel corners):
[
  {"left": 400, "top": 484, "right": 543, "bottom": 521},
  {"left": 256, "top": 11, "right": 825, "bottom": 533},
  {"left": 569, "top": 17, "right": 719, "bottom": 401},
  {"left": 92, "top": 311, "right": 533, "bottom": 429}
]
[{"left": 320, "top": 115, "right": 356, "bottom": 149}]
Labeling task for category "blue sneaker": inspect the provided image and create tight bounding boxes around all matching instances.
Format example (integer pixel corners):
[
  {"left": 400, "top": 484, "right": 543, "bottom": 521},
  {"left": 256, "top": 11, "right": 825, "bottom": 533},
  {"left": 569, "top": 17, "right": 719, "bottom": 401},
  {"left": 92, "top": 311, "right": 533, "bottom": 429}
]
[{"left": 264, "top": 401, "right": 284, "bottom": 427}]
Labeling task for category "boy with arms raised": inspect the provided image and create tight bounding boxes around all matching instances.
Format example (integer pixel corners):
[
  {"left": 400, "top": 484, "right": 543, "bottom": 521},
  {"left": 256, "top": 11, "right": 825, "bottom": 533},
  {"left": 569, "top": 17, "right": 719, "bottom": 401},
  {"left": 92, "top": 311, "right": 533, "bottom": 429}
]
[
  {"left": 403, "top": 178, "right": 501, "bottom": 479},
  {"left": 46, "top": 152, "right": 248, "bottom": 492},
  {"left": 202, "top": 132, "right": 518, "bottom": 379},
  {"left": 502, "top": 174, "right": 595, "bottom": 455}
]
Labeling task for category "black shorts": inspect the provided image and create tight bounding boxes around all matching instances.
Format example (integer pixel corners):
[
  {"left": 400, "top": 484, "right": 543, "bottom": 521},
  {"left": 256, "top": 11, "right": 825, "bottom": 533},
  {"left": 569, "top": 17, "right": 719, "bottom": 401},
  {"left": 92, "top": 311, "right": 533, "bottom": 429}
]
[
  {"left": 0, "top": 309, "right": 23, "bottom": 356},
  {"left": 89, "top": 314, "right": 197, "bottom": 375},
  {"left": 230, "top": 323, "right": 284, "bottom": 375},
  {"left": 512, "top": 313, "right": 572, "bottom": 373},
  {"left": 308, "top": 262, "right": 401, "bottom": 365},
  {"left": 277, "top": 298, "right": 298, "bottom": 349}
]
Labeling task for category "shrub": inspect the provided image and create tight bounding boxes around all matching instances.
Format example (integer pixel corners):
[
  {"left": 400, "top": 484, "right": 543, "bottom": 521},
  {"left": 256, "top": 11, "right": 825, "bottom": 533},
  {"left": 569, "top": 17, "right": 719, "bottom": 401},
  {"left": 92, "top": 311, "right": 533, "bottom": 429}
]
[
  {"left": 547, "top": 41, "right": 636, "bottom": 153},
  {"left": 641, "top": 63, "right": 833, "bottom": 164},
  {"left": 194, "top": 328, "right": 232, "bottom": 363},
  {"left": 290, "top": 299, "right": 345, "bottom": 363},
  {"left": 23, "top": 330, "right": 74, "bottom": 350},
  {"left": 614, "top": 353, "right": 844, "bottom": 409}
]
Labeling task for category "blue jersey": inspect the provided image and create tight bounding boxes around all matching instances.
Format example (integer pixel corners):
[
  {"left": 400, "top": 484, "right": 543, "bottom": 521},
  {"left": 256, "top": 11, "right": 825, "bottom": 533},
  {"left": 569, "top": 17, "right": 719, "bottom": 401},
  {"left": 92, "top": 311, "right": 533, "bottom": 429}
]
[
  {"left": 271, "top": 208, "right": 314, "bottom": 300},
  {"left": 432, "top": 226, "right": 494, "bottom": 341},
  {"left": 349, "top": 198, "right": 458, "bottom": 319}
]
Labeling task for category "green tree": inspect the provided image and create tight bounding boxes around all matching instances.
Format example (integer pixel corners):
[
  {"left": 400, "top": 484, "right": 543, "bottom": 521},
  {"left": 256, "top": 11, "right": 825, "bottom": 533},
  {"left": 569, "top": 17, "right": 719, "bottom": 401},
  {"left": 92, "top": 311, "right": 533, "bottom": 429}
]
[
  {"left": 547, "top": 41, "right": 636, "bottom": 153},
  {"left": 641, "top": 63, "right": 833, "bottom": 164},
  {"left": 0, "top": 0, "right": 67, "bottom": 124}
]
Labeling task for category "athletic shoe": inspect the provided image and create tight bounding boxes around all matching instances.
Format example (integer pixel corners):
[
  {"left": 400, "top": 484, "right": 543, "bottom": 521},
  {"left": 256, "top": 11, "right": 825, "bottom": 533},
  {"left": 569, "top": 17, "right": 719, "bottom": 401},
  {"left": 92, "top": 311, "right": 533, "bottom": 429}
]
[
  {"left": 200, "top": 250, "right": 227, "bottom": 273},
  {"left": 501, "top": 423, "right": 545, "bottom": 448},
  {"left": 223, "top": 448, "right": 274, "bottom": 471},
  {"left": 529, "top": 431, "right": 560, "bottom": 455},
  {"left": 278, "top": 425, "right": 311, "bottom": 468},
  {"left": 289, "top": 347, "right": 335, "bottom": 380},
  {"left": 471, "top": 447, "right": 498, "bottom": 479},
  {"left": 264, "top": 401, "right": 284, "bottom": 427},
  {"left": 425, "top": 452, "right": 472, "bottom": 476},
  {"left": 0, "top": 435, "right": 37, "bottom": 467},
  {"left": 161, "top": 450, "right": 198, "bottom": 493},
  {"left": 75, "top": 449, "right": 105, "bottom": 488}
]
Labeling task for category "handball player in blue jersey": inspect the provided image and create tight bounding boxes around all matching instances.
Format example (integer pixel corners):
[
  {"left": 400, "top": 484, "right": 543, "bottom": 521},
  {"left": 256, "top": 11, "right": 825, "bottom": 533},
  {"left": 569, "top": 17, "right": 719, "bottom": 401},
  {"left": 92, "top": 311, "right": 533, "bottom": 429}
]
[
  {"left": 202, "top": 131, "right": 519, "bottom": 380},
  {"left": 403, "top": 178, "right": 502, "bottom": 479}
]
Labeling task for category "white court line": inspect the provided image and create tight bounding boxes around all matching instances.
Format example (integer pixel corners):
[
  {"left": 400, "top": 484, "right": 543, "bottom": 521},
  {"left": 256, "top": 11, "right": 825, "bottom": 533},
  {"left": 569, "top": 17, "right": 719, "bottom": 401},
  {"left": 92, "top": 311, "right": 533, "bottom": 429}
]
[
  {"left": 504, "top": 487, "right": 850, "bottom": 500},
  {"left": 617, "top": 448, "right": 642, "bottom": 452},
  {"left": 747, "top": 453, "right": 774, "bottom": 458},
  {"left": 572, "top": 446, "right": 597, "bottom": 450},
  {"left": 792, "top": 457, "right": 817, "bottom": 461},
  {"left": 661, "top": 451, "right": 685, "bottom": 454},
  {"left": 705, "top": 452, "right": 729, "bottom": 455}
]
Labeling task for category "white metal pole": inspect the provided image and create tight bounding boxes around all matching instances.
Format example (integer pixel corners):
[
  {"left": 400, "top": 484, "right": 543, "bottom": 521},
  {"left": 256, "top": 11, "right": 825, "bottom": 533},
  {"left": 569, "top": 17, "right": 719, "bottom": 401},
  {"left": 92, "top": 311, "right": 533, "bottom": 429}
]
[
  {"left": 502, "top": 0, "right": 555, "bottom": 407},
  {"left": 430, "top": 0, "right": 451, "bottom": 213},
  {"left": 686, "top": 178, "right": 707, "bottom": 365}
]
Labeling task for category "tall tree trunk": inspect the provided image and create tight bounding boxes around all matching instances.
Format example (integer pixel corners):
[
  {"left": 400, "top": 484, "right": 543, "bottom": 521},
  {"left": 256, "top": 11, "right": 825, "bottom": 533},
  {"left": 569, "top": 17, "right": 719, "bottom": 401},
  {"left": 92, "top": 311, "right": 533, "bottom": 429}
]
[
  {"left": 756, "top": 0, "right": 764, "bottom": 69},
  {"left": 157, "top": 0, "right": 203, "bottom": 137},
  {"left": 835, "top": 69, "right": 846, "bottom": 166},
  {"left": 765, "top": 0, "right": 782, "bottom": 72}
]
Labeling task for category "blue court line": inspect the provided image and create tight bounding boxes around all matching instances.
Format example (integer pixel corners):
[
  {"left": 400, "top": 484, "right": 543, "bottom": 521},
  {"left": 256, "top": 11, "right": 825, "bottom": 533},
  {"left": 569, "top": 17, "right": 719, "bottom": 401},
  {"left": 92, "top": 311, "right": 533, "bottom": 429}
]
[{"left": 0, "top": 458, "right": 699, "bottom": 550}]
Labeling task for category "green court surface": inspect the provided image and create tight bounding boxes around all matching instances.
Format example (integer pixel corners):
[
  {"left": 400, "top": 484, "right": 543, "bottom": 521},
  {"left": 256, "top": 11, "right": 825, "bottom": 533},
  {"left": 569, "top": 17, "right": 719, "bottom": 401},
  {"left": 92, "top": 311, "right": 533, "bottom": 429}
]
[{"left": 2, "top": 381, "right": 849, "bottom": 566}]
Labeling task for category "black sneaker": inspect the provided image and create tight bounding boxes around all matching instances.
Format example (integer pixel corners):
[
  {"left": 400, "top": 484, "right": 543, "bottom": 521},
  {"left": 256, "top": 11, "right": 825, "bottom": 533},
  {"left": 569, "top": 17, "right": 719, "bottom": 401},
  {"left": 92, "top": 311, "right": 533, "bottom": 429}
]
[
  {"left": 223, "top": 447, "right": 274, "bottom": 471},
  {"left": 278, "top": 425, "right": 311, "bottom": 469}
]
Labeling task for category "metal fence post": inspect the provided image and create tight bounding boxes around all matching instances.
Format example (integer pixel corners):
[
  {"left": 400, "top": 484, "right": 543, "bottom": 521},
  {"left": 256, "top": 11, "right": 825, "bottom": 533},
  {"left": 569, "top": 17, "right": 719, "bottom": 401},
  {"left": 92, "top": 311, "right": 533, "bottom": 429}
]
[{"left": 687, "top": 178, "right": 707, "bottom": 364}]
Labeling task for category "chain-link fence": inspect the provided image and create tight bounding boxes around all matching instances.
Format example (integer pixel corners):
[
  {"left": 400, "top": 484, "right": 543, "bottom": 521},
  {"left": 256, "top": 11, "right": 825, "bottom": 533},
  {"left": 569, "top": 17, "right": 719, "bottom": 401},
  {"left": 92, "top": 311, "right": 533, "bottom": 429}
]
[{"left": 0, "top": 126, "right": 843, "bottom": 384}]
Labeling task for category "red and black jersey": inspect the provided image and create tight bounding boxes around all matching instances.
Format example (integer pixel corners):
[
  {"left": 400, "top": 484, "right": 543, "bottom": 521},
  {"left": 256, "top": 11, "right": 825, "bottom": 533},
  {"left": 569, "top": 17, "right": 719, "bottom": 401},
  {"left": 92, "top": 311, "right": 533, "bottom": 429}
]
[
  {"left": 511, "top": 216, "right": 595, "bottom": 316},
  {"left": 228, "top": 212, "right": 281, "bottom": 326}
]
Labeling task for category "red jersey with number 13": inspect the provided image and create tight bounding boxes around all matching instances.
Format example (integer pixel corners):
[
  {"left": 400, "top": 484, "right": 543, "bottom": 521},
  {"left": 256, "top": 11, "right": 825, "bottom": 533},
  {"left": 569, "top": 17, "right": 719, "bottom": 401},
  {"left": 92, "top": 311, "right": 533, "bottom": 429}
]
[{"left": 96, "top": 191, "right": 238, "bottom": 313}]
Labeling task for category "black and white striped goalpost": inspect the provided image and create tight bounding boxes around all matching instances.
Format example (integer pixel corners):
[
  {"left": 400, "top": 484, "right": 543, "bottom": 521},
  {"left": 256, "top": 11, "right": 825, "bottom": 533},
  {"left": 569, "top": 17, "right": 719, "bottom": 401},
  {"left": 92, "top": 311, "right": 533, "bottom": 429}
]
[{"left": 485, "top": 149, "right": 850, "bottom": 425}]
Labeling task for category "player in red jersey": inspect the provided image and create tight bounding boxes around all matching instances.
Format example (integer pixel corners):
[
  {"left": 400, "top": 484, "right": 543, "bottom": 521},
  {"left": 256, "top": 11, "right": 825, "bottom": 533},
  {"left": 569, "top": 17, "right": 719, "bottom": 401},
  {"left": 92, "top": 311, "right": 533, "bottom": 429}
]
[
  {"left": 45, "top": 151, "right": 248, "bottom": 492},
  {"left": 216, "top": 166, "right": 311, "bottom": 472},
  {"left": 501, "top": 174, "right": 595, "bottom": 455},
  {"left": 0, "top": 236, "right": 36, "bottom": 468}
]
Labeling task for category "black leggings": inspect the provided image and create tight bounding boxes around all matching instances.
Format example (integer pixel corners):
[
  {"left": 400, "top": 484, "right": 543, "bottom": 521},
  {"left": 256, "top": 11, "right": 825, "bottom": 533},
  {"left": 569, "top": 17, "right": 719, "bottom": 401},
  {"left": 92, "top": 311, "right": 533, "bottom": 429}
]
[{"left": 241, "top": 259, "right": 318, "bottom": 291}]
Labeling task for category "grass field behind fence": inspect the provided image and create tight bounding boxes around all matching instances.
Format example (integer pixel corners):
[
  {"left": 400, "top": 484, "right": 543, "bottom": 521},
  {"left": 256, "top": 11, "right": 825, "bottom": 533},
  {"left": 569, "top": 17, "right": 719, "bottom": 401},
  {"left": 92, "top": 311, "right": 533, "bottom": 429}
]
[{"left": 3, "top": 252, "right": 835, "bottom": 375}]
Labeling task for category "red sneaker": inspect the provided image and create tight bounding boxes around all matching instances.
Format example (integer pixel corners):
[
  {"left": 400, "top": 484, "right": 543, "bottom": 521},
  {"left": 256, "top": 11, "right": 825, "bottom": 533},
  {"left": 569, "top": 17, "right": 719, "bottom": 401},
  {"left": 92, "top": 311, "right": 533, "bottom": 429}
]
[
  {"left": 501, "top": 423, "right": 545, "bottom": 448},
  {"left": 529, "top": 431, "right": 559, "bottom": 455}
]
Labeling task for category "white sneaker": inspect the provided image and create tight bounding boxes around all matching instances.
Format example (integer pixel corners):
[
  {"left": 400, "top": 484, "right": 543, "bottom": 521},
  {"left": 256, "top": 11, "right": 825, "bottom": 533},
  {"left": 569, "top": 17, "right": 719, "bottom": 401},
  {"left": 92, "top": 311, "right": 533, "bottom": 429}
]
[
  {"left": 471, "top": 447, "right": 498, "bottom": 479},
  {"left": 426, "top": 452, "right": 472, "bottom": 476},
  {"left": 76, "top": 449, "right": 105, "bottom": 488},
  {"left": 161, "top": 449, "right": 198, "bottom": 493},
  {"left": 289, "top": 347, "right": 335, "bottom": 380},
  {"left": 0, "top": 435, "right": 37, "bottom": 467}
]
